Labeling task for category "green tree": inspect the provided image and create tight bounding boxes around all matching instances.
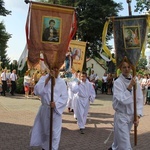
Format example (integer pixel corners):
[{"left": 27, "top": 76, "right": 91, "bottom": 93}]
[
  {"left": 36, "top": 0, "right": 59, "bottom": 3},
  {"left": 135, "top": 0, "right": 150, "bottom": 13},
  {"left": 0, "top": 0, "right": 11, "bottom": 16},
  {"left": 0, "top": 0, "right": 11, "bottom": 69},
  {"left": 0, "top": 22, "right": 11, "bottom": 69},
  {"left": 134, "top": 0, "right": 150, "bottom": 63},
  {"left": 136, "top": 56, "right": 147, "bottom": 72}
]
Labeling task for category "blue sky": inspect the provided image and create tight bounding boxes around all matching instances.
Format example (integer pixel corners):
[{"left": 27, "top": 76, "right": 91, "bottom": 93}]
[{"left": 1, "top": 0, "right": 148, "bottom": 62}]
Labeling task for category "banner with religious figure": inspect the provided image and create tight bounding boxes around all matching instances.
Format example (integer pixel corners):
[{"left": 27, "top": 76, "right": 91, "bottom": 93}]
[
  {"left": 102, "top": 15, "right": 150, "bottom": 67},
  {"left": 113, "top": 15, "right": 149, "bottom": 67},
  {"left": 69, "top": 40, "right": 86, "bottom": 72},
  {"left": 26, "top": 1, "right": 77, "bottom": 70}
]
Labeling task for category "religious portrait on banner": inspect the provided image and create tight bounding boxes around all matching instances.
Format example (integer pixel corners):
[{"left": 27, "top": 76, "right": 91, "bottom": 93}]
[
  {"left": 69, "top": 40, "right": 86, "bottom": 71},
  {"left": 123, "top": 26, "right": 140, "bottom": 49},
  {"left": 42, "top": 16, "right": 61, "bottom": 43},
  {"left": 72, "top": 48, "right": 81, "bottom": 60}
]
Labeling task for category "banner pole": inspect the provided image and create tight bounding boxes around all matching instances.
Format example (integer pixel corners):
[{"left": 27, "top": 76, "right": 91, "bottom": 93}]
[
  {"left": 126, "top": 0, "right": 132, "bottom": 16},
  {"left": 49, "top": 76, "right": 54, "bottom": 150},
  {"left": 132, "top": 66, "right": 137, "bottom": 146},
  {"left": 126, "top": 0, "right": 137, "bottom": 146}
]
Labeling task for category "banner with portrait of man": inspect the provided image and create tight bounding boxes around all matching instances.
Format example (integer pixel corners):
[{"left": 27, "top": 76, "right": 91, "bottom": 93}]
[
  {"left": 42, "top": 17, "right": 61, "bottom": 43},
  {"left": 26, "top": 1, "right": 77, "bottom": 70},
  {"left": 69, "top": 40, "right": 86, "bottom": 71}
]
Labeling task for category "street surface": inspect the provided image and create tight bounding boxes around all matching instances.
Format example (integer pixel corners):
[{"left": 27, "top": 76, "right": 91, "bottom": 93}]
[{"left": 0, "top": 93, "right": 150, "bottom": 150}]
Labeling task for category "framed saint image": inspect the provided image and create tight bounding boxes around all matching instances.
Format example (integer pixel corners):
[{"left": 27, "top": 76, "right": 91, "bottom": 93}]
[
  {"left": 123, "top": 26, "right": 141, "bottom": 49},
  {"left": 42, "top": 16, "right": 61, "bottom": 43},
  {"left": 69, "top": 40, "right": 86, "bottom": 71},
  {"left": 72, "top": 48, "right": 81, "bottom": 60}
]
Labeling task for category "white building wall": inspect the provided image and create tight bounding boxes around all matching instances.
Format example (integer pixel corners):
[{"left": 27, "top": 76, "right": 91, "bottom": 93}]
[{"left": 86, "top": 59, "right": 106, "bottom": 79}]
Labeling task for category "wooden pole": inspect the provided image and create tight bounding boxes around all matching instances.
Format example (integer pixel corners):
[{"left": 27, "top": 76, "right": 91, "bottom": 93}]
[
  {"left": 132, "top": 66, "right": 137, "bottom": 146},
  {"left": 49, "top": 1, "right": 56, "bottom": 149},
  {"left": 49, "top": 76, "right": 54, "bottom": 150},
  {"left": 126, "top": 0, "right": 132, "bottom": 16},
  {"left": 126, "top": 0, "right": 137, "bottom": 146}
]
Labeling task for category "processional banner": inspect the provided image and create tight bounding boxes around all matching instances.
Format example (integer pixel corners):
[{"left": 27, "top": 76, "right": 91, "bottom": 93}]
[
  {"left": 69, "top": 40, "right": 86, "bottom": 71},
  {"left": 113, "top": 15, "right": 149, "bottom": 67},
  {"left": 102, "top": 15, "right": 150, "bottom": 67},
  {"left": 26, "top": 1, "right": 77, "bottom": 70}
]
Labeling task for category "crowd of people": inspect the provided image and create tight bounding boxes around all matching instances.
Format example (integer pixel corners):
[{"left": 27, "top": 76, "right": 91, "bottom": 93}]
[
  {"left": 1, "top": 67, "right": 149, "bottom": 104},
  {"left": 137, "top": 73, "right": 150, "bottom": 105},
  {"left": 29, "top": 62, "right": 146, "bottom": 150},
  {"left": 87, "top": 69, "right": 150, "bottom": 105},
  {"left": 0, "top": 69, "right": 17, "bottom": 96},
  {"left": 29, "top": 69, "right": 96, "bottom": 150},
  {"left": 0, "top": 64, "right": 149, "bottom": 150}
]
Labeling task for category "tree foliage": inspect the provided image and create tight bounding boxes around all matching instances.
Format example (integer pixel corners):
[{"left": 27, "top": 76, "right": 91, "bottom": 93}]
[
  {"left": 75, "top": 0, "right": 122, "bottom": 42},
  {"left": 36, "top": 0, "right": 59, "bottom": 3},
  {"left": 0, "top": 22, "right": 11, "bottom": 68},
  {"left": 0, "top": 0, "right": 11, "bottom": 69},
  {"left": 0, "top": 0, "right": 11, "bottom": 16},
  {"left": 136, "top": 56, "right": 147, "bottom": 72},
  {"left": 134, "top": 0, "right": 150, "bottom": 68},
  {"left": 134, "top": 0, "right": 150, "bottom": 13}
]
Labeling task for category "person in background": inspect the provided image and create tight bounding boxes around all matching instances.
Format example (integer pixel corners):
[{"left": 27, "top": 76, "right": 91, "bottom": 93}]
[
  {"left": 66, "top": 78, "right": 74, "bottom": 113},
  {"left": 30, "top": 68, "right": 68, "bottom": 150},
  {"left": 0, "top": 81, "right": 2, "bottom": 96},
  {"left": 146, "top": 74, "right": 150, "bottom": 104},
  {"left": 101, "top": 73, "right": 108, "bottom": 94},
  {"left": 108, "top": 60, "right": 143, "bottom": 150},
  {"left": 6, "top": 70, "right": 11, "bottom": 80},
  {"left": 23, "top": 71, "right": 31, "bottom": 98},
  {"left": 137, "top": 74, "right": 143, "bottom": 85},
  {"left": 94, "top": 74, "right": 100, "bottom": 95},
  {"left": 107, "top": 73, "right": 113, "bottom": 95},
  {"left": 6, "top": 70, "right": 11, "bottom": 92},
  {"left": 140, "top": 74, "right": 148, "bottom": 105},
  {"left": 10, "top": 69, "right": 17, "bottom": 96},
  {"left": 71, "top": 71, "right": 81, "bottom": 120},
  {"left": 89, "top": 70, "right": 96, "bottom": 82},
  {"left": 1, "top": 69, "right": 7, "bottom": 96},
  {"left": 72, "top": 71, "right": 96, "bottom": 134},
  {"left": 66, "top": 70, "right": 79, "bottom": 113}
]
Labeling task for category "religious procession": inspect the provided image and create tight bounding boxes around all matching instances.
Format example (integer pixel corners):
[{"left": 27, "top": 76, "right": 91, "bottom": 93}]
[{"left": 1, "top": 0, "right": 150, "bottom": 150}]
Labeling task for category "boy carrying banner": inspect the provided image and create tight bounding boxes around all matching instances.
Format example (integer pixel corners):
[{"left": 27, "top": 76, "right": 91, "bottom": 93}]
[{"left": 108, "top": 60, "right": 143, "bottom": 150}]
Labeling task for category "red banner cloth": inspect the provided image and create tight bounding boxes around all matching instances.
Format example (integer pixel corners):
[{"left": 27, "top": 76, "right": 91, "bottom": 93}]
[{"left": 26, "top": 2, "right": 77, "bottom": 69}]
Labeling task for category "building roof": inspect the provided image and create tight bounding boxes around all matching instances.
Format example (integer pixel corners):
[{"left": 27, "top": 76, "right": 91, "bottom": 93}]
[{"left": 86, "top": 57, "right": 106, "bottom": 70}]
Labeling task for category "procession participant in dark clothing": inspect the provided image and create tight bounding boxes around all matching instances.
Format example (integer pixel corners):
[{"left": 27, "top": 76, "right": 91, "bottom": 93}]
[
  {"left": 10, "top": 69, "right": 17, "bottom": 95},
  {"left": 1, "top": 69, "right": 7, "bottom": 96}
]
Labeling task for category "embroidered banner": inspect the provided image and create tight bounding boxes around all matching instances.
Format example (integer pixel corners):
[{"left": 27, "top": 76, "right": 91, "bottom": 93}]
[
  {"left": 69, "top": 40, "right": 86, "bottom": 71},
  {"left": 26, "top": 2, "right": 77, "bottom": 70},
  {"left": 112, "top": 15, "right": 149, "bottom": 67}
]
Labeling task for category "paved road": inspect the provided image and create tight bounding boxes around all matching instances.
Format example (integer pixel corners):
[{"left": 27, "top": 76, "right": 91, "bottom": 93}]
[{"left": 0, "top": 93, "right": 150, "bottom": 150}]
